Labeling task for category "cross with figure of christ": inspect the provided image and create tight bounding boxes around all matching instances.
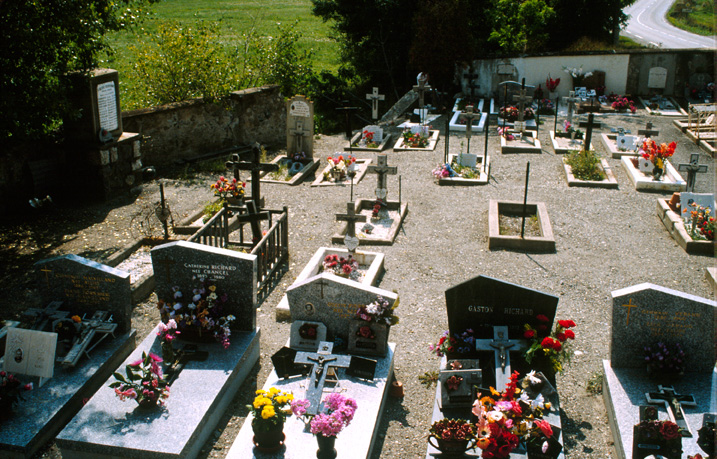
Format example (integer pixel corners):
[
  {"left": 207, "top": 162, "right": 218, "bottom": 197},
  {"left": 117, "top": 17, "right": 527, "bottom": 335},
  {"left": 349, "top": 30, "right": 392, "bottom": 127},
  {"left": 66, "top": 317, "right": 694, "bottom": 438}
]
[
  {"left": 461, "top": 105, "right": 481, "bottom": 153},
  {"left": 646, "top": 385, "right": 697, "bottom": 437},
  {"left": 563, "top": 91, "right": 580, "bottom": 124},
  {"left": 366, "top": 87, "right": 385, "bottom": 120},
  {"left": 366, "top": 154, "right": 397, "bottom": 200},
  {"left": 225, "top": 143, "right": 278, "bottom": 209},
  {"left": 413, "top": 76, "right": 432, "bottom": 118},
  {"left": 512, "top": 79, "right": 533, "bottom": 133},
  {"left": 289, "top": 120, "right": 310, "bottom": 155},
  {"left": 294, "top": 341, "right": 352, "bottom": 415},
  {"left": 678, "top": 153, "right": 708, "bottom": 192},
  {"left": 336, "top": 203, "right": 367, "bottom": 253},
  {"left": 474, "top": 326, "right": 527, "bottom": 391}
]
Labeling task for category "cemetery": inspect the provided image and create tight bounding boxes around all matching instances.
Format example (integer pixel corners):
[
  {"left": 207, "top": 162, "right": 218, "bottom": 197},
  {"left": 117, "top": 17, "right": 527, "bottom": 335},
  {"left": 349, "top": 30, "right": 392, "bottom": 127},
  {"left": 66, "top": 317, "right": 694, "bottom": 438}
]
[{"left": 1, "top": 49, "right": 716, "bottom": 459}]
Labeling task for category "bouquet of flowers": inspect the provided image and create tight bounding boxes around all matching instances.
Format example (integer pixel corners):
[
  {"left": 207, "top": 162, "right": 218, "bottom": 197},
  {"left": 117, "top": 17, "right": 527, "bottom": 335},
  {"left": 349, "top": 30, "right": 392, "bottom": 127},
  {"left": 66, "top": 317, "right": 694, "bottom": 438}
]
[
  {"left": 110, "top": 352, "right": 170, "bottom": 406},
  {"left": 497, "top": 127, "right": 515, "bottom": 141},
  {"left": 560, "top": 120, "right": 583, "bottom": 139},
  {"left": 644, "top": 342, "right": 686, "bottom": 375},
  {"left": 291, "top": 393, "right": 358, "bottom": 437},
  {"left": 356, "top": 295, "right": 399, "bottom": 326},
  {"left": 322, "top": 254, "right": 360, "bottom": 279},
  {"left": 523, "top": 316, "right": 576, "bottom": 375},
  {"left": 611, "top": 96, "right": 637, "bottom": 113},
  {"left": 429, "top": 329, "right": 475, "bottom": 357},
  {"left": 537, "top": 99, "right": 555, "bottom": 115},
  {"left": 402, "top": 129, "right": 429, "bottom": 148},
  {"left": 326, "top": 155, "right": 356, "bottom": 181},
  {"left": 211, "top": 176, "right": 245, "bottom": 201},
  {"left": 639, "top": 139, "right": 676, "bottom": 170},
  {"left": 683, "top": 202, "right": 714, "bottom": 240},
  {"left": 372, "top": 198, "right": 386, "bottom": 219},
  {"left": 157, "top": 277, "right": 236, "bottom": 349},
  {"left": 0, "top": 371, "right": 33, "bottom": 413},
  {"left": 157, "top": 318, "right": 179, "bottom": 363},
  {"left": 432, "top": 163, "right": 455, "bottom": 179},
  {"left": 247, "top": 387, "right": 294, "bottom": 432},
  {"left": 546, "top": 75, "right": 560, "bottom": 92},
  {"left": 429, "top": 418, "right": 477, "bottom": 445},
  {"left": 634, "top": 419, "right": 682, "bottom": 442},
  {"left": 499, "top": 106, "right": 519, "bottom": 122},
  {"left": 363, "top": 130, "right": 378, "bottom": 148},
  {"left": 563, "top": 66, "right": 593, "bottom": 86}
]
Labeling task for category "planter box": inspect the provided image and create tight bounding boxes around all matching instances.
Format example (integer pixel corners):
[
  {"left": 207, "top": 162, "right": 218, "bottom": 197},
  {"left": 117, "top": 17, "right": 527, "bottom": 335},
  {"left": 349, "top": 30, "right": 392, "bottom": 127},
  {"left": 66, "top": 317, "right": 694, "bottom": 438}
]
[
  {"left": 105, "top": 237, "right": 175, "bottom": 303},
  {"left": 250, "top": 156, "right": 320, "bottom": 185},
  {"left": 656, "top": 198, "right": 716, "bottom": 256},
  {"left": 276, "top": 247, "right": 386, "bottom": 321},
  {"left": 449, "top": 110, "right": 487, "bottom": 133},
  {"left": 601, "top": 133, "right": 641, "bottom": 159},
  {"left": 331, "top": 199, "right": 408, "bottom": 246},
  {"left": 452, "top": 98, "right": 485, "bottom": 113},
  {"left": 437, "top": 153, "right": 490, "bottom": 186},
  {"left": 500, "top": 131, "right": 542, "bottom": 154},
  {"left": 563, "top": 158, "right": 618, "bottom": 189},
  {"left": 345, "top": 132, "right": 393, "bottom": 152},
  {"left": 621, "top": 157, "right": 686, "bottom": 192},
  {"left": 488, "top": 200, "right": 555, "bottom": 253},
  {"left": 639, "top": 97, "right": 687, "bottom": 116},
  {"left": 311, "top": 158, "right": 372, "bottom": 187},
  {"left": 393, "top": 130, "right": 440, "bottom": 151},
  {"left": 550, "top": 131, "right": 594, "bottom": 154}
]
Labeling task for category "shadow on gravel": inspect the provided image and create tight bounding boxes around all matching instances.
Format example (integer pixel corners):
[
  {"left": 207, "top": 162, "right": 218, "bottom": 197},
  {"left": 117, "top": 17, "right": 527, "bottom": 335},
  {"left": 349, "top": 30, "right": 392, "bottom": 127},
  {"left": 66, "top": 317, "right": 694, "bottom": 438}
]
[
  {"left": 561, "top": 408, "right": 595, "bottom": 453},
  {"left": 369, "top": 387, "right": 411, "bottom": 459}
]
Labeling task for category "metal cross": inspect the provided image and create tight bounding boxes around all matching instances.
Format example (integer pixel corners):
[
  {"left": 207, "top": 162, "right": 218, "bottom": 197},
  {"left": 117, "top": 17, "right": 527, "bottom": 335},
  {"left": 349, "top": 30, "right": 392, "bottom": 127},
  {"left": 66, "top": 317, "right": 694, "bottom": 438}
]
[
  {"left": 235, "top": 199, "right": 269, "bottom": 244},
  {"left": 583, "top": 113, "right": 596, "bottom": 151},
  {"left": 225, "top": 143, "right": 278, "bottom": 209},
  {"left": 678, "top": 153, "right": 708, "bottom": 192},
  {"left": 645, "top": 385, "right": 697, "bottom": 437},
  {"left": 57, "top": 310, "right": 117, "bottom": 367},
  {"left": 336, "top": 202, "right": 367, "bottom": 253},
  {"left": 512, "top": 79, "right": 533, "bottom": 130},
  {"left": 474, "top": 326, "right": 527, "bottom": 391},
  {"left": 461, "top": 105, "right": 481, "bottom": 151},
  {"left": 335, "top": 103, "right": 359, "bottom": 140},
  {"left": 294, "top": 341, "right": 352, "bottom": 415},
  {"left": 562, "top": 91, "right": 580, "bottom": 124},
  {"left": 365, "top": 87, "right": 385, "bottom": 120},
  {"left": 464, "top": 71, "right": 479, "bottom": 98},
  {"left": 289, "top": 120, "right": 310, "bottom": 156},
  {"left": 637, "top": 121, "right": 660, "bottom": 139},
  {"left": 23, "top": 301, "right": 68, "bottom": 331},
  {"left": 366, "top": 155, "right": 397, "bottom": 200}
]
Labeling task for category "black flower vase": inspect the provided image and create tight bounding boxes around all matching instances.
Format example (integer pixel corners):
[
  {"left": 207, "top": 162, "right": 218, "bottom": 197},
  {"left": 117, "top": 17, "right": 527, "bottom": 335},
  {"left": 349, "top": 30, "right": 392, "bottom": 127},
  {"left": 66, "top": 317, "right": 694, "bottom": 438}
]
[
  {"left": 652, "top": 165, "right": 664, "bottom": 181},
  {"left": 316, "top": 434, "right": 337, "bottom": 459}
]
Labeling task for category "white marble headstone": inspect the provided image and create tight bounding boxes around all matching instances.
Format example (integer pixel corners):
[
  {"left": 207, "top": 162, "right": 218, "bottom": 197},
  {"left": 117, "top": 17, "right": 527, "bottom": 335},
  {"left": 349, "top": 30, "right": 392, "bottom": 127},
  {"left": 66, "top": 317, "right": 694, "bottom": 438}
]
[
  {"left": 617, "top": 135, "right": 637, "bottom": 150},
  {"left": 638, "top": 157, "right": 653, "bottom": 173},
  {"left": 647, "top": 67, "right": 667, "bottom": 89}
]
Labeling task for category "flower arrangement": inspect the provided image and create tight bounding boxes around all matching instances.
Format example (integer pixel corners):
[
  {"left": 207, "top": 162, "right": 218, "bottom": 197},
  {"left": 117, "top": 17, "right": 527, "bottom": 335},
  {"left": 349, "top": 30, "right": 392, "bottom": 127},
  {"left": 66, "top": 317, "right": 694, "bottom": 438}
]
[
  {"left": 429, "top": 329, "right": 475, "bottom": 357},
  {"left": 372, "top": 198, "right": 386, "bottom": 219},
  {"left": 356, "top": 295, "right": 399, "bottom": 326},
  {"left": 563, "top": 66, "right": 593, "bottom": 86},
  {"left": 110, "top": 352, "right": 170, "bottom": 406},
  {"left": 291, "top": 393, "right": 358, "bottom": 437},
  {"left": 0, "top": 371, "right": 33, "bottom": 413},
  {"left": 634, "top": 419, "right": 683, "bottom": 442},
  {"left": 211, "top": 176, "right": 245, "bottom": 201},
  {"left": 639, "top": 139, "right": 676, "bottom": 172},
  {"left": 322, "top": 254, "right": 360, "bottom": 279},
  {"left": 610, "top": 95, "right": 637, "bottom": 113},
  {"left": 683, "top": 203, "right": 714, "bottom": 240},
  {"left": 497, "top": 127, "right": 515, "bottom": 141},
  {"left": 644, "top": 342, "right": 686, "bottom": 375},
  {"left": 157, "top": 318, "right": 179, "bottom": 363},
  {"left": 498, "top": 106, "right": 534, "bottom": 121},
  {"left": 546, "top": 75, "right": 560, "bottom": 92},
  {"left": 429, "top": 418, "right": 477, "bottom": 444},
  {"left": 523, "top": 316, "right": 576, "bottom": 375},
  {"left": 299, "top": 322, "right": 319, "bottom": 340},
  {"left": 432, "top": 163, "right": 454, "bottom": 179},
  {"left": 157, "top": 277, "right": 236, "bottom": 349},
  {"left": 325, "top": 155, "right": 356, "bottom": 181},
  {"left": 292, "top": 151, "right": 306, "bottom": 162},
  {"left": 559, "top": 120, "right": 583, "bottom": 139},
  {"left": 247, "top": 387, "right": 294, "bottom": 431},
  {"left": 537, "top": 99, "right": 555, "bottom": 115},
  {"left": 402, "top": 129, "right": 429, "bottom": 148}
]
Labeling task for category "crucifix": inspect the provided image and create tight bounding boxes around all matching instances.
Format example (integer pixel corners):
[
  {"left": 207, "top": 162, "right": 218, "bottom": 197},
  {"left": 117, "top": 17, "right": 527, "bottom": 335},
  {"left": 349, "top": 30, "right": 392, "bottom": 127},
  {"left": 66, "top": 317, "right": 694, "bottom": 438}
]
[
  {"left": 464, "top": 71, "right": 479, "bottom": 99},
  {"left": 638, "top": 121, "right": 660, "bottom": 139},
  {"left": 583, "top": 113, "right": 596, "bottom": 151},
  {"left": 336, "top": 202, "right": 367, "bottom": 253},
  {"left": 562, "top": 91, "right": 580, "bottom": 124},
  {"left": 365, "top": 87, "right": 385, "bottom": 120},
  {"left": 412, "top": 77, "right": 432, "bottom": 125},
  {"left": 645, "top": 385, "right": 697, "bottom": 437},
  {"left": 225, "top": 143, "right": 278, "bottom": 209},
  {"left": 165, "top": 344, "right": 209, "bottom": 386},
  {"left": 512, "top": 78, "right": 533, "bottom": 134},
  {"left": 462, "top": 105, "right": 481, "bottom": 155},
  {"left": 58, "top": 310, "right": 117, "bottom": 367},
  {"left": 235, "top": 199, "right": 269, "bottom": 244},
  {"left": 335, "top": 102, "right": 359, "bottom": 140},
  {"left": 294, "top": 341, "right": 352, "bottom": 415},
  {"left": 366, "top": 154, "right": 398, "bottom": 200},
  {"left": 678, "top": 153, "right": 708, "bottom": 192},
  {"left": 289, "top": 120, "right": 310, "bottom": 156},
  {"left": 474, "top": 326, "right": 527, "bottom": 391},
  {"left": 23, "top": 301, "right": 68, "bottom": 331}
]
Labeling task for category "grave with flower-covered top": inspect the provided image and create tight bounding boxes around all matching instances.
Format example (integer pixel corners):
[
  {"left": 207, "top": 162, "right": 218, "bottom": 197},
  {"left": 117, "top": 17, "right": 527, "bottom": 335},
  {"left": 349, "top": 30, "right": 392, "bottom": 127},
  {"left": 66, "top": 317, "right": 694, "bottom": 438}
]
[
  {"left": 621, "top": 139, "right": 687, "bottom": 192},
  {"left": 311, "top": 154, "right": 372, "bottom": 187},
  {"left": 57, "top": 240, "right": 260, "bottom": 458}
]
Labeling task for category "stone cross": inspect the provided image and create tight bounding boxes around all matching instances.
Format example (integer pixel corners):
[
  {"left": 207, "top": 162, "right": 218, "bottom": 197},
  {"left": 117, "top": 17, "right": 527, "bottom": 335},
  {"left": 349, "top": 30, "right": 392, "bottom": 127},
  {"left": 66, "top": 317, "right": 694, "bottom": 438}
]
[
  {"left": 474, "top": 326, "right": 527, "bottom": 391},
  {"left": 165, "top": 344, "right": 209, "bottom": 386},
  {"left": 235, "top": 199, "right": 269, "bottom": 244},
  {"left": 336, "top": 103, "right": 359, "bottom": 140},
  {"left": 465, "top": 71, "right": 479, "bottom": 98},
  {"left": 365, "top": 87, "right": 385, "bottom": 120},
  {"left": 412, "top": 77, "right": 432, "bottom": 120},
  {"left": 24, "top": 301, "right": 68, "bottom": 331},
  {"left": 462, "top": 105, "right": 480, "bottom": 144},
  {"left": 512, "top": 79, "right": 533, "bottom": 132},
  {"left": 336, "top": 202, "right": 367, "bottom": 253},
  {"left": 289, "top": 120, "right": 310, "bottom": 156},
  {"left": 645, "top": 385, "right": 697, "bottom": 437},
  {"left": 678, "top": 153, "right": 708, "bottom": 192},
  {"left": 638, "top": 121, "right": 660, "bottom": 139},
  {"left": 225, "top": 143, "right": 278, "bottom": 209},
  {"left": 367, "top": 154, "right": 397, "bottom": 200},
  {"left": 583, "top": 113, "right": 596, "bottom": 151},
  {"left": 563, "top": 91, "right": 580, "bottom": 124},
  {"left": 294, "top": 341, "right": 352, "bottom": 415}
]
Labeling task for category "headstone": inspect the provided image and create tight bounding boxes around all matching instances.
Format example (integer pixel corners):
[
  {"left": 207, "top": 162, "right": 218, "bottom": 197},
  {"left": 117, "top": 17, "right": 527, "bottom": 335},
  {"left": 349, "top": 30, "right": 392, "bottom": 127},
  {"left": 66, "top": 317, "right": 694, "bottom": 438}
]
[
  {"left": 363, "top": 125, "right": 383, "bottom": 143},
  {"left": 286, "top": 95, "right": 314, "bottom": 157},
  {"left": 150, "top": 241, "right": 257, "bottom": 332},
  {"left": 583, "top": 70, "right": 606, "bottom": 91},
  {"left": 678, "top": 154, "right": 708, "bottom": 192},
  {"left": 610, "top": 283, "right": 716, "bottom": 373},
  {"left": 513, "top": 79, "right": 533, "bottom": 133},
  {"left": 286, "top": 274, "right": 398, "bottom": 342},
  {"left": 647, "top": 67, "right": 668, "bottom": 90},
  {"left": 679, "top": 192, "right": 715, "bottom": 222},
  {"left": 290, "top": 320, "right": 328, "bottom": 351},
  {"left": 457, "top": 153, "right": 478, "bottom": 168},
  {"left": 617, "top": 134, "right": 637, "bottom": 150},
  {"left": 438, "top": 366, "right": 482, "bottom": 409},
  {"left": 66, "top": 69, "right": 123, "bottom": 143},
  {"left": 347, "top": 319, "right": 390, "bottom": 356},
  {"left": 35, "top": 254, "right": 131, "bottom": 333},
  {"left": 365, "top": 87, "right": 385, "bottom": 120},
  {"left": 638, "top": 157, "right": 653, "bottom": 174}
]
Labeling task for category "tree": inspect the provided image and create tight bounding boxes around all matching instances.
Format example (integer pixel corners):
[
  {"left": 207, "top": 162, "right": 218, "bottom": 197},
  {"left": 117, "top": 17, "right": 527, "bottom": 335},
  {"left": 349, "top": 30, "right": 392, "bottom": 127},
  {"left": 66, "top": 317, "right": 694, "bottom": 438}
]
[
  {"left": 0, "top": 0, "right": 157, "bottom": 145},
  {"left": 548, "top": 0, "right": 635, "bottom": 48},
  {"left": 488, "top": 0, "right": 554, "bottom": 54}
]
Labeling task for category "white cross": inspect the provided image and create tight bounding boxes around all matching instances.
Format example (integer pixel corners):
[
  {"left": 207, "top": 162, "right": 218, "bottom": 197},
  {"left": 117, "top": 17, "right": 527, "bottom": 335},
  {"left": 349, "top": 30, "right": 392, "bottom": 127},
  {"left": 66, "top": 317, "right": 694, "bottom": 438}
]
[{"left": 366, "top": 87, "right": 385, "bottom": 120}]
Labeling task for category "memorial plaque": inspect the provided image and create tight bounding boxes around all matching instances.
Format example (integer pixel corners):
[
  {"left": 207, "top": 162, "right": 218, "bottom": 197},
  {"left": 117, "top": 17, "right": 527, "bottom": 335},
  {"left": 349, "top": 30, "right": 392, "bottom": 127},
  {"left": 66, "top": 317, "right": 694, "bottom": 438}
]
[
  {"left": 347, "top": 320, "right": 389, "bottom": 356},
  {"left": 4, "top": 328, "right": 57, "bottom": 380},
  {"left": 290, "top": 320, "right": 327, "bottom": 351},
  {"left": 438, "top": 368, "right": 482, "bottom": 409},
  {"left": 346, "top": 356, "right": 377, "bottom": 380},
  {"left": 648, "top": 67, "right": 668, "bottom": 89},
  {"left": 679, "top": 192, "right": 715, "bottom": 222},
  {"left": 66, "top": 68, "right": 123, "bottom": 143}
]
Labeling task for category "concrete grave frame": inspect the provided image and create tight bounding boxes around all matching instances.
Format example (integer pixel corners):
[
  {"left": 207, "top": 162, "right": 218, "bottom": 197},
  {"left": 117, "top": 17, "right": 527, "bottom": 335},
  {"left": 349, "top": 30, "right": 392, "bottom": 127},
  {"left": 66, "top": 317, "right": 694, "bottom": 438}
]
[
  {"left": 656, "top": 198, "right": 716, "bottom": 256},
  {"left": 345, "top": 132, "right": 393, "bottom": 152},
  {"left": 600, "top": 133, "right": 641, "bottom": 159},
  {"left": 173, "top": 199, "right": 243, "bottom": 235},
  {"left": 621, "top": 157, "right": 686, "bottom": 192},
  {"left": 437, "top": 154, "right": 490, "bottom": 186},
  {"left": 500, "top": 131, "right": 542, "bottom": 154},
  {"left": 639, "top": 96, "right": 687, "bottom": 116},
  {"left": 563, "top": 158, "right": 618, "bottom": 189},
  {"left": 549, "top": 130, "right": 595, "bottom": 155},
  {"left": 331, "top": 198, "right": 408, "bottom": 245},
  {"left": 449, "top": 111, "right": 488, "bottom": 133},
  {"left": 248, "top": 155, "right": 321, "bottom": 186},
  {"left": 311, "top": 158, "right": 372, "bottom": 187},
  {"left": 488, "top": 200, "right": 556, "bottom": 252},
  {"left": 452, "top": 98, "right": 485, "bottom": 113},
  {"left": 393, "top": 130, "right": 440, "bottom": 151}
]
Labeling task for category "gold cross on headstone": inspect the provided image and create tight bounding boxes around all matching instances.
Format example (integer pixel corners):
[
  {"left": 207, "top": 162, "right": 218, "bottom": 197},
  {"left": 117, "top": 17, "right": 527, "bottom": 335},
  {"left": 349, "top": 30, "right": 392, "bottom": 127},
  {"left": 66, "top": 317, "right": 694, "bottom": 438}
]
[
  {"left": 622, "top": 298, "right": 638, "bottom": 325},
  {"left": 40, "top": 267, "right": 53, "bottom": 286}
]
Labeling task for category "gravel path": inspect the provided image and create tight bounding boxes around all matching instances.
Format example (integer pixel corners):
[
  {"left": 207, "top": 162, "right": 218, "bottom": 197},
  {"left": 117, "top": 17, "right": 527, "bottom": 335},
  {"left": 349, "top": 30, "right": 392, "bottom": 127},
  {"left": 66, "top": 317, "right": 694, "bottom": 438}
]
[{"left": 10, "top": 110, "right": 714, "bottom": 459}]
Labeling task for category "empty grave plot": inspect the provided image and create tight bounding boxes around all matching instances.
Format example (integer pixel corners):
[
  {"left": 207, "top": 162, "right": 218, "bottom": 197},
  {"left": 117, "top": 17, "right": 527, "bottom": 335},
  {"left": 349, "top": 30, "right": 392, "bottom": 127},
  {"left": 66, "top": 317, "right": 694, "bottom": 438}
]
[
  {"left": 332, "top": 199, "right": 408, "bottom": 245},
  {"left": 488, "top": 200, "right": 555, "bottom": 252}
]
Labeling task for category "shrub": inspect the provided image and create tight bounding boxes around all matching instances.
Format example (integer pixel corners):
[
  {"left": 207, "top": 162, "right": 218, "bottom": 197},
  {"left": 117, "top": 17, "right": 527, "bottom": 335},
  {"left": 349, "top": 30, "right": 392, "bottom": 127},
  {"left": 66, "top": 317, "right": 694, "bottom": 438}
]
[{"left": 565, "top": 150, "right": 605, "bottom": 181}]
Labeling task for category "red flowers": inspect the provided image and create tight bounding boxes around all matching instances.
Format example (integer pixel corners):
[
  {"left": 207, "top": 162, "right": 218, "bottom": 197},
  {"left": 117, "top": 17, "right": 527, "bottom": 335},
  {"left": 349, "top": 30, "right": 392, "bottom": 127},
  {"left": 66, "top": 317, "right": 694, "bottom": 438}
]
[
  {"left": 558, "top": 319, "right": 575, "bottom": 328},
  {"left": 524, "top": 329, "right": 536, "bottom": 339},
  {"left": 659, "top": 421, "right": 681, "bottom": 440},
  {"left": 545, "top": 75, "right": 560, "bottom": 92}
]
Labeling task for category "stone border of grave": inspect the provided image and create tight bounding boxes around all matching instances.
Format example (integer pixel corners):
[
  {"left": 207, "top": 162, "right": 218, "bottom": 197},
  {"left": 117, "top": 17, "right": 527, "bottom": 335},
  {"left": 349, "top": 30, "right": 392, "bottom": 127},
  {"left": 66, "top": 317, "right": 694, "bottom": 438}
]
[
  {"left": 438, "top": 154, "right": 490, "bottom": 186},
  {"left": 393, "top": 130, "right": 440, "bottom": 151},
  {"left": 448, "top": 111, "right": 488, "bottom": 133},
  {"left": 488, "top": 200, "right": 556, "bottom": 252},
  {"left": 563, "top": 158, "right": 618, "bottom": 189},
  {"left": 331, "top": 199, "right": 408, "bottom": 245},
  {"left": 250, "top": 156, "right": 321, "bottom": 186},
  {"left": 707, "top": 267, "right": 716, "bottom": 291},
  {"left": 639, "top": 97, "right": 687, "bottom": 116},
  {"left": 700, "top": 139, "right": 716, "bottom": 156},
  {"left": 275, "top": 247, "right": 386, "bottom": 321},
  {"left": 500, "top": 131, "right": 543, "bottom": 154},
  {"left": 104, "top": 237, "right": 174, "bottom": 303},
  {"left": 452, "top": 98, "right": 485, "bottom": 113},
  {"left": 600, "top": 133, "right": 640, "bottom": 159},
  {"left": 620, "top": 157, "right": 686, "bottom": 192},
  {"left": 549, "top": 130, "right": 595, "bottom": 155},
  {"left": 495, "top": 118, "right": 538, "bottom": 131},
  {"left": 344, "top": 132, "right": 393, "bottom": 152},
  {"left": 656, "top": 198, "right": 715, "bottom": 255},
  {"left": 173, "top": 199, "right": 243, "bottom": 235},
  {"left": 311, "top": 158, "right": 372, "bottom": 187}
]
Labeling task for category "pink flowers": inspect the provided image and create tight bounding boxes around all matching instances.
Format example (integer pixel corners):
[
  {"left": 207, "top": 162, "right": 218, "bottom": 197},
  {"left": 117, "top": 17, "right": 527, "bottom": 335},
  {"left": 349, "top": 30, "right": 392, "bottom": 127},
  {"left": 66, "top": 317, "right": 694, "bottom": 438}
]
[{"left": 292, "top": 393, "right": 358, "bottom": 437}]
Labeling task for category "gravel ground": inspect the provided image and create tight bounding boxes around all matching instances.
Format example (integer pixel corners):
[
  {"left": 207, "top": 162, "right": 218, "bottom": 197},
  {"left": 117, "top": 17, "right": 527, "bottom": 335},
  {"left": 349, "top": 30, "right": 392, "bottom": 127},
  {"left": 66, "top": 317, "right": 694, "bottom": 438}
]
[{"left": 3, "top": 110, "right": 714, "bottom": 459}]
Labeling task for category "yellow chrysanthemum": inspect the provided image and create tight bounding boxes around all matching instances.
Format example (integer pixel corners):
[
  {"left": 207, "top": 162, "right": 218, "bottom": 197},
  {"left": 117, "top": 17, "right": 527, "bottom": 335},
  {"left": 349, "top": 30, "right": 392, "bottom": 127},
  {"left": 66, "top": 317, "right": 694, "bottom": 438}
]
[
  {"left": 275, "top": 396, "right": 287, "bottom": 405},
  {"left": 253, "top": 396, "right": 271, "bottom": 409},
  {"left": 255, "top": 390, "right": 266, "bottom": 395},
  {"left": 261, "top": 405, "right": 276, "bottom": 419},
  {"left": 269, "top": 387, "right": 280, "bottom": 395}
]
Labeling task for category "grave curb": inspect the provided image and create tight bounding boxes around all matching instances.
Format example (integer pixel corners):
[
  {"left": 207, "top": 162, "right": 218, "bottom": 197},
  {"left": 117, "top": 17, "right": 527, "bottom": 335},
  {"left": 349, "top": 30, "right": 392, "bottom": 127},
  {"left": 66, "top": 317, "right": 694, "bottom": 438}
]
[
  {"left": 620, "top": 157, "right": 686, "bottom": 192},
  {"left": 549, "top": 130, "right": 594, "bottom": 155},
  {"left": 331, "top": 199, "right": 408, "bottom": 246},
  {"left": 563, "top": 158, "right": 618, "bottom": 189},
  {"left": 500, "top": 131, "right": 542, "bottom": 154},
  {"left": 600, "top": 133, "right": 640, "bottom": 159},
  {"left": 487, "top": 200, "right": 556, "bottom": 253},
  {"left": 310, "top": 158, "right": 372, "bottom": 187},
  {"left": 448, "top": 111, "right": 487, "bottom": 133},
  {"left": 656, "top": 198, "right": 716, "bottom": 256},
  {"left": 344, "top": 132, "right": 393, "bottom": 152},
  {"left": 392, "top": 130, "right": 440, "bottom": 151},
  {"left": 252, "top": 156, "right": 321, "bottom": 186},
  {"left": 437, "top": 154, "right": 490, "bottom": 186}
]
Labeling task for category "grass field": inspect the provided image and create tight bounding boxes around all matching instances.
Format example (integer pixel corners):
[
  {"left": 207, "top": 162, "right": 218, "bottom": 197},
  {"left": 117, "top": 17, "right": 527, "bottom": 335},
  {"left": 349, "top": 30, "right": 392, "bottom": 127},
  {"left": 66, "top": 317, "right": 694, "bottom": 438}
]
[
  {"left": 667, "top": 0, "right": 716, "bottom": 36},
  {"left": 103, "top": 0, "right": 339, "bottom": 109}
]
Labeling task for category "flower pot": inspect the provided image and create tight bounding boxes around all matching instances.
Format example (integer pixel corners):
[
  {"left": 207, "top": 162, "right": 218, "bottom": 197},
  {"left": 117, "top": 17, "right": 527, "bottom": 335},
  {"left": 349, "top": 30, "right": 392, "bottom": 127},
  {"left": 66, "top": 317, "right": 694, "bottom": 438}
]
[
  {"left": 316, "top": 434, "right": 337, "bottom": 459},
  {"left": 652, "top": 165, "right": 664, "bottom": 181},
  {"left": 136, "top": 398, "right": 161, "bottom": 409},
  {"left": 252, "top": 418, "right": 286, "bottom": 452},
  {"left": 427, "top": 435, "right": 472, "bottom": 457}
]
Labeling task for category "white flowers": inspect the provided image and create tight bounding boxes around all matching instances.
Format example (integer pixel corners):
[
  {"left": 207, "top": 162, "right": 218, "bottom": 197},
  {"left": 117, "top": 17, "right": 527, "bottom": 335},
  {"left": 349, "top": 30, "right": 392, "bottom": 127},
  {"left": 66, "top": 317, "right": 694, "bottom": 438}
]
[{"left": 563, "top": 66, "right": 593, "bottom": 79}]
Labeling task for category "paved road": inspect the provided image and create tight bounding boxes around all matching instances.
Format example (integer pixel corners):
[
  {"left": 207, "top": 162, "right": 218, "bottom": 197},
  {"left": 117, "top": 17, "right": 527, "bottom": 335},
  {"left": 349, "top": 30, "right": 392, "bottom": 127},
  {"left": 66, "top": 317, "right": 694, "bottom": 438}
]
[{"left": 622, "top": 0, "right": 715, "bottom": 49}]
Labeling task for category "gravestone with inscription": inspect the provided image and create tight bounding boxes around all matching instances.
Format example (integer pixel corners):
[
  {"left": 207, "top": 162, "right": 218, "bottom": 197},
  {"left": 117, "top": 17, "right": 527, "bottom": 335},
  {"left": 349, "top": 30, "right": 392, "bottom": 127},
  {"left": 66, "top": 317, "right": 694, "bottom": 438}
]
[
  {"left": 603, "top": 283, "right": 716, "bottom": 459},
  {"left": 151, "top": 240, "right": 257, "bottom": 331},
  {"left": 286, "top": 95, "right": 314, "bottom": 158}
]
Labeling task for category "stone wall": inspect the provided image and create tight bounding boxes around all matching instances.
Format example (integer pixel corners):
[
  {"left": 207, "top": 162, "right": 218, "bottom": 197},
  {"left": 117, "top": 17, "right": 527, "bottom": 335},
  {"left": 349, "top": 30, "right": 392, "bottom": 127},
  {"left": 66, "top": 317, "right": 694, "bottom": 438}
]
[{"left": 122, "top": 85, "right": 286, "bottom": 167}]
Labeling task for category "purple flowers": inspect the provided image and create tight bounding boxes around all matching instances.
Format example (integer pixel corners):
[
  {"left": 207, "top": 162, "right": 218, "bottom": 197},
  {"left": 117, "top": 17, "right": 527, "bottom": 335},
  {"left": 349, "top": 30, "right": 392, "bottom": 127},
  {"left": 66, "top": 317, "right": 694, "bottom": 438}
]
[{"left": 291, "top": 393, "right": 358, "bottom": 437}]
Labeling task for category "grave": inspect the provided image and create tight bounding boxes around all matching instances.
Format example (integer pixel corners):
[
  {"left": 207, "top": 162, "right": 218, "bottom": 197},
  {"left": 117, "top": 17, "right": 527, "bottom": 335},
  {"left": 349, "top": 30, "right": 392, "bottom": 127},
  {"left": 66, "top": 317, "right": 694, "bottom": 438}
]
[
  {"left": 452, "top": 98, "right": 485, "bottom": 114},
  {"left": 656, "top": 192, "right": 715, "bottom": 255},
  {"left": 640, "top": 96, "right": 687, "bottom": 117},
  {"left": 549, "top": 130, "right": 595, "bottom": 155},
  {"left": 449, "top": 109, "right": 488, "bottom": 133},
  {"left": 437, "top": 153, "right": 490, "bottom": 186},
  {"left": 0, "top": 255, "right": 136, "bottom": 459},
  {"left": 600, "top": 132, "right": 642, "bottom": 159},
  {"left": 621, "top": 156, "right": 686, "bottom": 192},
  {"left": 500, "top": 130, "right": 542, "bottom": 154},
  {"left": 563, "top": 157, "right": 618, "bottom": 189},
  {"left": 346, "top": 125, "right": 393, "bottom": 151},
  {"left": 57, "top": 240, "right": 261, "bottom": 459},
  {"left": 488, "top": 200, "right": 555, "bottom": 252},
  {"left": 393, "top": 125, "right": 440, "bottom": 151},
  {"left": 311, "top": 157, "right": 372, "bottom": 187},
  {"left": 603, "top": 283, "right": 716, "bottom": 459}
]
